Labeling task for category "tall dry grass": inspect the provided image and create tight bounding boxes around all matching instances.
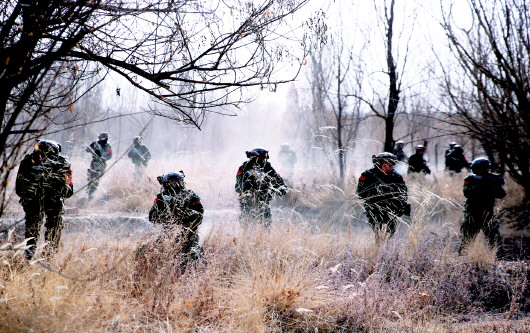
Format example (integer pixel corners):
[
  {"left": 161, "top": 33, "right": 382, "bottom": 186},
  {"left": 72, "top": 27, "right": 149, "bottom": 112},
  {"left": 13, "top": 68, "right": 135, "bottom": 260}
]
[{"left": 1, "top": 167, "right": 529, "bottom": 332}]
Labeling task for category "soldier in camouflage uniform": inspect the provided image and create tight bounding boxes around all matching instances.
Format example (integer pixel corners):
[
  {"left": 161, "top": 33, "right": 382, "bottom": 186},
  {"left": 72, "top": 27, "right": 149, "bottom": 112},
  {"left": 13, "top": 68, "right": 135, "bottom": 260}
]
[
  {"left": 408, "top": 145, "right": 431, "bottom": 175},
  {"left": 15, "top": 140, "right": 74, "bottom": 259},
  {"left": 277, "top": 143, "right": 297, "bottom": 182},
  {"left": 392, "top": 140, "right": 407, "bottom": 162},
  {"left": 149, "top": 171, "right": 204, "bottom": 262},
  {"left": 357, "top": 152, "right": 410, "bottom": 241},
  {"left": 235, "top": 148, "right": 287, "bottom": 227},
  {"left": 86, "top": 132, "right": 112, "bottom": 200},
  {"left": 127, "top": 136, "right": 151, "bottom": 181},
  {"left": 459, "top": 157, "right": 506, "bottom": 256}
]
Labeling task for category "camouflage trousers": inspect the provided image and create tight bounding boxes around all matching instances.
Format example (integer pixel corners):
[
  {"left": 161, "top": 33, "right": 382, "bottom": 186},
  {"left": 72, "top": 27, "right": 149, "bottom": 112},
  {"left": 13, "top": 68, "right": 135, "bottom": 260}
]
[
  {"left": 87, "top": 160, "right": 106, "bottom": 199},
  {"left": 239, "top": 199, "right": 272, "bottom": 228},
  {"left": 20, "top": 196, "right": 64, "bottom": 259},
  {"left": 460, "top": 208, "right": 501, "bottom": 252},
  {"left": 365, "top": 205, "right": 400, "bottom": 241}
]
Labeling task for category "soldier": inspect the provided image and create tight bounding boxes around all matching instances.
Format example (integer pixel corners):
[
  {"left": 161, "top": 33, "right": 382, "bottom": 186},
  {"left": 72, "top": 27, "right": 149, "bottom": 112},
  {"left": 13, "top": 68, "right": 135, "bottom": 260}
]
[
  {"left": 127, "top": 136, "right": 151, "bottom": 180},
  {"left": 15, "top": 140, "right": 74, "bottom": 259},
  {"left": 392, "top": 140, "right": 407, "bottom": 162},
  {"left": 459, "top": 157, "right": 506, "bottom": 256},
  {"left": 357, "top": 152, "right": 410, "bottom": 241},
  {"left": 235, "top": 147, "right": 287, "bottom": 227},
  {"left": 86, "top": 132, "right": 112, "bottom": 200},
  {"left": 148, "top": 171, "right": 204, "bottom": 262},
  {"left": 445, "top": 144, "right": 469, "bottom": 173},
  {"left": 277, "top": 143, "right": 297, "bottom": 181},
  {"left": 408, "top": 145, "right": 431, "bottom": 175}
]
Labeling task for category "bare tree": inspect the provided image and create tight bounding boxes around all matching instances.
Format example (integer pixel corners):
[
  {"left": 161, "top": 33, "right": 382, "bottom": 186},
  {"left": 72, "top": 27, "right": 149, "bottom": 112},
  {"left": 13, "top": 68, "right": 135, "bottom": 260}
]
[
  {"left": 303, "top": 19, "right": 363, "bottom": 187},
  {"left": 352, "top": 0, "right": 417, "bottom": 153},
  {"left": 0, "top": 0, "right": 310, "bottom": 216},
  {"left": 441, "top": 0, "right": 530, "bottom": 200}
]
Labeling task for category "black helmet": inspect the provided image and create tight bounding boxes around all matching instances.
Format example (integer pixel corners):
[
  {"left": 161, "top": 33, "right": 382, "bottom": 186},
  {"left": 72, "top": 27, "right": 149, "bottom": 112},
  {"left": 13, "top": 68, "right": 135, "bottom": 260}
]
[
  {"left": 99, "top": 132, "right": 109, "bottom": 140},
  {"left": 133, "top": 136, "right": 142, "bottom": 145},
  {"left": 449, "top": 142, "right": 457, "bottom": 148},
  {"left": 396, "top": 140, "right": 405, "bottom": 148},
  {"left": 37, "top": 140, "right": 61, "bottom": 157},
  {"left": 246, "top": 148, "right": 269, "bottom": 159},
  {"left": 471, "top": 157, "right": 491, "bottom": 173},
  {"left": 372, "top": 152, "right": 397, "bottom": 167},
  {"left": 453, "top": 145, "right": 463, "bottom": 153},
  {"left": 415, "top": 145, "right": 425, "bottom": 152},
  {"left": 157, "top": 171, "right": 186, "bottom": 190}
]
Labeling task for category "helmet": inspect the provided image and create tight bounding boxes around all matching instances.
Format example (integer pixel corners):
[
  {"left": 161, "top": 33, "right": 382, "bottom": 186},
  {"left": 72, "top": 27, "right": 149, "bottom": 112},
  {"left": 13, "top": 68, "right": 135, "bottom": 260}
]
[
  {"left": 453, "top": 145, "right": 463, "bottom": 153},
  {"left": 396, "top": 140, "right": 405, "bottom": 148},
  {"left": 158, "top": 171, "right": 186, "bottom": 190},
  {"left": 280, "top": 143, "right": 290, "bottom": 150},
  {"left": 245, "top": 148, "right": 269, "bottom": 159},
  {"left": 449, "top": 142, "right": 457, "bottom": 148},
  {"left": 133, "top": 136, "right": 142, "bottom": 145},
  {"left": 37, "top": 140, "right": 61, "bottom": 157},
  {"left": 98, "top": 132, "right": 109, "bottom": 140},
  {"left": 470, "top": 157, "right": 491, "bottom": 173},
  {"left": 415, "top": 145, "right": 425, "bottom": 152},
  {"left": 372, "top": 152, "right": 397, "bottom": 167}
]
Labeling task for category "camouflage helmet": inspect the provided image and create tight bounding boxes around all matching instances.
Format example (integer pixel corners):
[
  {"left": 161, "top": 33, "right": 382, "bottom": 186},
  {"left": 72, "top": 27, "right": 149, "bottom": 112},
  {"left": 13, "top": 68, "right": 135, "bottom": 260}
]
[
  {"left": 98, "top": 132, "right": 109, "bottom": 140},
  {"left": 37, "top": 139, "right": 61, "bottom": 157},
  {"left": 245, "top": 147, "right": 269, "bottom": 159},
  {"left": 372, "top": 152, "right": 397, "bottom": 167},
  {"left": 470, "top": 157, "right": 491, "bottom": 173},
  {"left": 157, "top": 171, "right": 186, "bottom": 190}
]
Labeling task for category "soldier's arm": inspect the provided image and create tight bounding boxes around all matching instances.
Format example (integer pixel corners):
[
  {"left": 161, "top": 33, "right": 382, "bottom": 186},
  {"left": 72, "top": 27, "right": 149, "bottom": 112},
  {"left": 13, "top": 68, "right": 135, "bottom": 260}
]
[
  {"left": 103, "top": 145, "right": 113, "bottom": 160},
  {"left": 356, "top": 172, "right": 375, "bottom": 200}
]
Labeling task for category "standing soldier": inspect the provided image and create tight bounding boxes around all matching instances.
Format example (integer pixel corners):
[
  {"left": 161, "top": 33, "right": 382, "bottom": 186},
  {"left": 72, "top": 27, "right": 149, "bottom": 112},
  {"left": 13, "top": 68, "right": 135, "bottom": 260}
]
[
  {"left": 86, "top": 132, "right": 112, "bottom": 200},
  {"left": 408, "top": 145, "right": 431, "bottom": 175},
  {"left": 392, "top": 140, "right": 407, "bottom": 162},
  {"left": 127, "top": 136, "right": 151, "bottom": 180},
  {"left": 15, "top": 140, "right": 74, "bottom": 259},
  {"left": 445, "top": 144, "right": 469, "bottom": 173},
  {"left": 459, "top": 157, "right": 506, "bottom": 256},
  {"left": 277, "top": 143, "right": 297, "bottom": 182},
  {"left": 235, "top": 147, "right": 287, "bottom": 227},
  {"left": 148, "top": 171, "right": 204, "bottom": 263},
  {"left": 357, "top": 152, "right": 410, "bottom": 242},
  {"left": 444, "top": 141, "right": 457, "bottom": 169}
]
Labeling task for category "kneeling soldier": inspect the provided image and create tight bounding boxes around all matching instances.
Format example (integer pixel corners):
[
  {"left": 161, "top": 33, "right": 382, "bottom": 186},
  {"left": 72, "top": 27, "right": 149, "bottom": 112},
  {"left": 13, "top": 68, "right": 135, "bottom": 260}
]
[
  {"left": 149, "top": 171, "right": 204, "bottom": 263},
  {"left": 357, "top": 152, "right": 410, "bottom": 242}
]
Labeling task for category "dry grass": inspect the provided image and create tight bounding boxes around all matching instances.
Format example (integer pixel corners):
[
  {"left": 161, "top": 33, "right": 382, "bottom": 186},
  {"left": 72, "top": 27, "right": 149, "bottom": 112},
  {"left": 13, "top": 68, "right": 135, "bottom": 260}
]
[{"left": 1, "top": 168, "right": 529, "bottom": 332}]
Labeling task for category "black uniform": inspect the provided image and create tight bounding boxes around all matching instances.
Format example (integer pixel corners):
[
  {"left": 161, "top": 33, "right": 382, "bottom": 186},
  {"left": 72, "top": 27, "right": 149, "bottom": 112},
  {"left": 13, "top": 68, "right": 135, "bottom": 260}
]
[
  {"left": 235, "top": 160, "right": 286, "bottom": 226},
  {"left": 461, "top": 172, "right": 506, "bottom": 251},
  {"left": 408, "top": 153, "right": 431, "bottom": 174},
  {"left": 357, "top": 167, "right": 408, "bottom": 239}
]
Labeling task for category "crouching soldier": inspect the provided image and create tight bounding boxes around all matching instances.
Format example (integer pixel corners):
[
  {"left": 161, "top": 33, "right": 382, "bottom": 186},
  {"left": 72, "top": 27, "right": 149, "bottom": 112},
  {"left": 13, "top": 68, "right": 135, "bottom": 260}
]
[
  {"left": 235, "top": 148, "right": 287, "bottom": 227},
  {"left": 148, "top": 171, "right": 204, "bottom": 263},
  {"left": 16, "top": 140, "right": 74, "bottom": 259},
  {"left": 357, "top": 152, "right": 410, "bottom": 242},
  {"left": 459, "top": 157, "right": 506, "bottom": 257}
]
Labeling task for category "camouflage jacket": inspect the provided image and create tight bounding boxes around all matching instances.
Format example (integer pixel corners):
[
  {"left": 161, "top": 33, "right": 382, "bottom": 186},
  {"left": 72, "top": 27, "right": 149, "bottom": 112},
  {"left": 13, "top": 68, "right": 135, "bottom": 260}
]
[
  {"left": 86, "top": 141, "right": 112, "bottom": 163},
  {"left": 235, "top": 160, "right": 286, "bottom": 202},
  {"left": 16, "top": 152, "right": 74, "bottom": 199},
  {"left": 357, "top": 167, "right": 408, "bottom": 212},
  {"left": 278, "top": 149, "right": 297, "bottom": 168},
  {"left": 127, "top": 144, "right": 151, "bottom": 166},
  {"left": 463, "top": 172, "right": 506, "bottom": 210},
  {"left": 149, "top": 188, "right": 204, "bottom": 233},
  {"left": 408, "top": 153, "right": 431, "bottom": 174}
]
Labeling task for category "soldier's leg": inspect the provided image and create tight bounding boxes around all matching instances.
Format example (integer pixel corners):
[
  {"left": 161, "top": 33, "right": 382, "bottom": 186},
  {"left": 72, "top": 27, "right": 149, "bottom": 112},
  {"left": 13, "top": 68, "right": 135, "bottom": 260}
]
[
  {"left": 43, "top": 197, "right": 65, "bottom": 257},
  {"left": 366, "top": 208, "right": 384, "bottom": 243},
  {"left": 86, "top": 168, "right": 100, "bottom": 199},
  {"left": 459, "top": 211, "right": 481, "bottom": 253},
  {"left": 261, "top": 203, "right": 272, "bottom": 229},
  {"left": 483, "top": 212, "right": 502, "bottom": 255},
  {"left": 22, "top": 198, "right": 44, "bottom": 259}
]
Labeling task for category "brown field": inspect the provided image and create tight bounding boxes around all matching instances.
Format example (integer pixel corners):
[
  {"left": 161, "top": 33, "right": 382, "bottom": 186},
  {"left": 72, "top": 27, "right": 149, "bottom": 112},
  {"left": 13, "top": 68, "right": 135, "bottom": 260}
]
[{"left": 1, "top": 165, "right": 529, "bottom": 332}]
